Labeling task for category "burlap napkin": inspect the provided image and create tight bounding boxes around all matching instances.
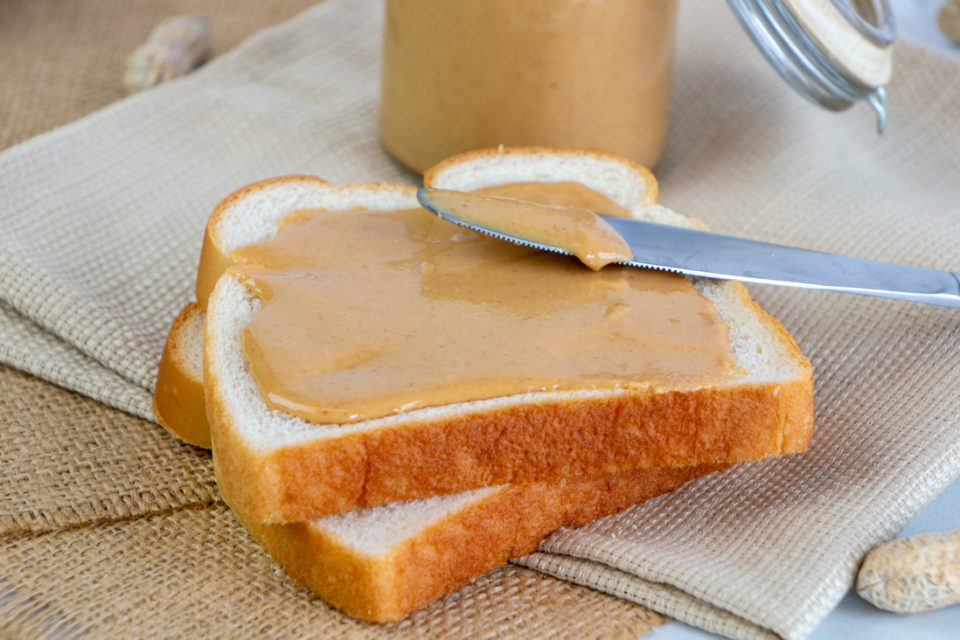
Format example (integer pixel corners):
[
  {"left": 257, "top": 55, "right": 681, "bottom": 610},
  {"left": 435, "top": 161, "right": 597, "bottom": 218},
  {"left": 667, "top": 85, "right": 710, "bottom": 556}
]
[{"left": 1, "top": 1, "right": 958, "bottom": 638}]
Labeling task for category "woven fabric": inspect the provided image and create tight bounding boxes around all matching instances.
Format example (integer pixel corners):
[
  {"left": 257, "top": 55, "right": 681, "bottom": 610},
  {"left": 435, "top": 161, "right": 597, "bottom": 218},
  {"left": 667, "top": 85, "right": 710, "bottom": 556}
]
[
  {"left": 1, "top": 0, "right": 959, "bottom": 638},
  {"left": 0, "top": 301, "right": 153, "bottom": 420},
  {"left": 0, "top": 364, "right": 218, "bottom": 537},
  {"left": 0, "top": 504, "right": 660, "bottom": 640}
]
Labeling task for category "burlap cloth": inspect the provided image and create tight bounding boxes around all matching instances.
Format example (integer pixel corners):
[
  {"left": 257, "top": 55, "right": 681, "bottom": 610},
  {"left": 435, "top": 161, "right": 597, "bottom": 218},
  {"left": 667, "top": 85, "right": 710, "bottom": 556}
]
[{"left": 1, "top": 1, "right": 958, "bottom": 638}]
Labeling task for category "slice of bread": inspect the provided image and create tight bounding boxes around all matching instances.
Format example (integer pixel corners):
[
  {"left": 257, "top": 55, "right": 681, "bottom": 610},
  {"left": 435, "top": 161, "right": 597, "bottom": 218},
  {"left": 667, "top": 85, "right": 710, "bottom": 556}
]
[
  {"left": 231, "top": 462, "right": 722, "bottom": 622},
  {"left": 202, "top": 147, "right": 813, "bottom": 524},
  {"left": 153, "top": 302, "right": 208, "bottom": 448},
  {"left": 154, "top": 306, "right": 723, "bottom": 621}
]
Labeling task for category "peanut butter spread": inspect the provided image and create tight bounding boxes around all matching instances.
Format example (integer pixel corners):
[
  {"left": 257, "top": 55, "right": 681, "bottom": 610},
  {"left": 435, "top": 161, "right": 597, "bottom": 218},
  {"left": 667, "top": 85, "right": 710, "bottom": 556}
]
[
  {"left": 421, "top": 187, "right": 633, "bottom": 270},
  {"left": 230, "top": 182, "right": 734, "bottom": 424}
]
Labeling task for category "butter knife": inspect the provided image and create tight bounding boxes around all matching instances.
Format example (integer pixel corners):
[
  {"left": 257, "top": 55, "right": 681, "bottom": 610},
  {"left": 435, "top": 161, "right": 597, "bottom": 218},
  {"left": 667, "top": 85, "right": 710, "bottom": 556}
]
[{"left": 417, "top": 187, "right": 960, "bottom": 308}]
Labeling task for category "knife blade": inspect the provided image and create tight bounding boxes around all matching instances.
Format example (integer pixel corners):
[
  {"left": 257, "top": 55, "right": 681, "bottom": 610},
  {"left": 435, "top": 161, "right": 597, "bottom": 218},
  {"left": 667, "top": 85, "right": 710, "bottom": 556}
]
[{"left": 416, "top": 187, "right": 960, "bottom": 308}]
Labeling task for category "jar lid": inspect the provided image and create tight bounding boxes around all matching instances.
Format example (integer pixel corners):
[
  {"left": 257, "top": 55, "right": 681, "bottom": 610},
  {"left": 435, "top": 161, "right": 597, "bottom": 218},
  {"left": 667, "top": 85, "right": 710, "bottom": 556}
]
[{"left": 726, "top": 0, "right": 896, "bottom": 132}]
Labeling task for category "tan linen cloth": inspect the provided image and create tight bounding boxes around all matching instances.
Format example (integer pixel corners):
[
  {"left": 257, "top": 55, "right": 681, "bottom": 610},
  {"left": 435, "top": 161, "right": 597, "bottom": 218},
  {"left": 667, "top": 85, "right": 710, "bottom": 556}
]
[{"left": 1, "top": 0, "right": 959, "bottom": 638}]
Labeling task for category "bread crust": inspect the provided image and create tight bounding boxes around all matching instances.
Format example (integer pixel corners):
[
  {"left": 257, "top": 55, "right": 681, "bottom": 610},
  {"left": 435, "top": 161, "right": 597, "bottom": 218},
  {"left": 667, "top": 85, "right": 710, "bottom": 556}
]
[
  {"left": 224, "top": 463, "right": 725, "bottom": 622},
  {"left": 152, "top": 302, "right": 209, "bottom": 448},
  {"left": 170, "top": 274, "right": 812, "bottom": 525},
  {"left": 209, "top": 321, "right": 811, "bottom": 522}
]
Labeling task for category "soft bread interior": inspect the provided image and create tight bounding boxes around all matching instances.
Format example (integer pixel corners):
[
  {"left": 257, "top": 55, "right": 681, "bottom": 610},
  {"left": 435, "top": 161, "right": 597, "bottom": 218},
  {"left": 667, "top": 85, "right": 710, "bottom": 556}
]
[
  {"left": 694, "top": 278, "right": 800, "bottom": 383},
  {"left": 177, "top": 306, "right": 204, "bottom": 381},
  {"left": 423, "top": 147, "right": 658, "bottom": 209},
  {"left": 316, "top": 487, "right": 502, "bottom": 556}
]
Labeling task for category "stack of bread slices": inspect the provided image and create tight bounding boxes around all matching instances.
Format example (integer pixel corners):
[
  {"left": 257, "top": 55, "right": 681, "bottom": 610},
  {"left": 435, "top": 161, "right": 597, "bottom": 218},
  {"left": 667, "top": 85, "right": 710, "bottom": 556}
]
[{"left": 152, "top": 147, "right": 814, "bottom": 622}]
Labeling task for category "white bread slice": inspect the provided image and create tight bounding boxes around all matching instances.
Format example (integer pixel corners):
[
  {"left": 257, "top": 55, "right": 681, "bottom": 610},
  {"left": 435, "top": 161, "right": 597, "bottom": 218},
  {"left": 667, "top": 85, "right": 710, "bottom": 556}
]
[
  {"left": 154, "top": 302, "right": 724, "bottom": 621},
  {"left": 230, "top": 462, "right": 723, "bottom": 622},
  {"left": 203, "top": 147, "right": 814, "bottom": 524},
  {"left": 153, "top": 302, "right": 208, "bottom": 448}
]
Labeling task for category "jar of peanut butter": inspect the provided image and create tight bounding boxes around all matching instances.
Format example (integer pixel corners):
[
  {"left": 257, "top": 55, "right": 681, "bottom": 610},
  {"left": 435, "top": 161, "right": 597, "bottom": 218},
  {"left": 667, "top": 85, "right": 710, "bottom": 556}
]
[
  {"left": 379, "top": 1, "right": 896, "bottom": 174},
  {"left": 379, "top": 0, "right": 679, "bottom": 173}
]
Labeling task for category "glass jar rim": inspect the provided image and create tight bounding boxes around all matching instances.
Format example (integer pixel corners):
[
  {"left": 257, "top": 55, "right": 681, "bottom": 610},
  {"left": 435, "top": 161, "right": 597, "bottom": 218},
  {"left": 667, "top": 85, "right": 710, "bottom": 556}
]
[{"left": 727, "top": 0, "right": 896, "bottom": 133}]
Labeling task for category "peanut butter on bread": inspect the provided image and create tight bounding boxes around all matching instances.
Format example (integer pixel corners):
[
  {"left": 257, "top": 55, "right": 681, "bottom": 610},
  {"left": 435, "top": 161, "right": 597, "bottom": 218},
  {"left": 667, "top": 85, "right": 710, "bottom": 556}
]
[
  {"left": 197, "top": 148, "right": 812, "bottom": 525},
  {"left": 230, "top": 181, "right": 733, "bottom": 424}
]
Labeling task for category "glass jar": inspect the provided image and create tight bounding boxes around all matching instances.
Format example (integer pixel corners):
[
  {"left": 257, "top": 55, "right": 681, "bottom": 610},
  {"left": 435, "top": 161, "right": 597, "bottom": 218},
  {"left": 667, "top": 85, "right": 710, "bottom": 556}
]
[{"left": 379, "top": 0, "right": 679, "bottom": 173}]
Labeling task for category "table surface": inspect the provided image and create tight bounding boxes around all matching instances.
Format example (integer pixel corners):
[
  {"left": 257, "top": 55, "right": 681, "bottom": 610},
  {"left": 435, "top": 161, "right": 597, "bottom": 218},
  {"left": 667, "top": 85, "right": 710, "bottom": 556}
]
[{"left": 656, "top": 4, "right": 960, "bottom": 637}]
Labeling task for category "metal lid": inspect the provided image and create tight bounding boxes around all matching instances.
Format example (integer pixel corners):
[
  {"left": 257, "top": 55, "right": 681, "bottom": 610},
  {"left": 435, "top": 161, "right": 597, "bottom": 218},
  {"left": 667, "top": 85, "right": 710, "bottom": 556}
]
[{"left": 726, "top": 0, "right": 896, "bottom": 132}]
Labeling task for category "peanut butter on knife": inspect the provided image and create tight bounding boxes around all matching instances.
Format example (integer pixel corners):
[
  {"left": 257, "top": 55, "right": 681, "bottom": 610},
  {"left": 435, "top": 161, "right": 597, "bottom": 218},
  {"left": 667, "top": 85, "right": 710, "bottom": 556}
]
[{"left": 421, "top": 186, "right": 634, "bottom": 270}]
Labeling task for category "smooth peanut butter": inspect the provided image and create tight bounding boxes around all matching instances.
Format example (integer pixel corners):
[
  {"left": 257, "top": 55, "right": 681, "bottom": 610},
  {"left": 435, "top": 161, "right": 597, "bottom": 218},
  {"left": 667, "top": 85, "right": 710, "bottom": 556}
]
[
  {"left": 379, "top": 0, "right": 679, "bottom": 172},
  {"left": 230, "top": 182, "right": 735, "bottom": 424},
  {"left": 421, "top": 187, "right": 633, "bottom": 270}
]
